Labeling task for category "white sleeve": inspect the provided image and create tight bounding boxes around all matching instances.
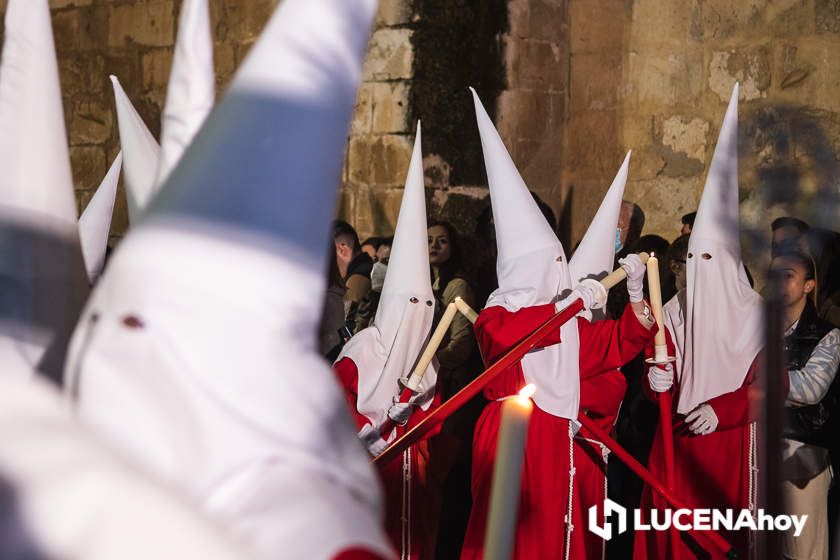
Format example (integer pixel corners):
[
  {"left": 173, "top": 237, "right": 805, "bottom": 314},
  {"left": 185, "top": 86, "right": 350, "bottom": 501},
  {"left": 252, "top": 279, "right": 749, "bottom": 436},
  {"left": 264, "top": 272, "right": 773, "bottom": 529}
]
[{"left": 787, "top": 328, "right": 840, "bottom": 407}]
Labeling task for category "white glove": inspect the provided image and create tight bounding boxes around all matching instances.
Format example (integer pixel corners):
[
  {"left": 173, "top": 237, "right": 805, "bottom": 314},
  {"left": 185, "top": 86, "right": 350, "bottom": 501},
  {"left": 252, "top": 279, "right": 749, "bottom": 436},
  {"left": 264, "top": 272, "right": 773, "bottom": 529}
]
[
  {"left": 358, "top": 423, "right": 388, "bottom": 456},
  {"left": 387, "top": 397, "right": 414, "bottom": 425},
  {"left": 619, "top": 254, "right": 646, "bottom": 303},
  {"left": 560, "top": 278, "right": 607, "bottom": 312},
  {"left": 685, "top": 403, "right": 719, "bottom": 435},
  {"left": 647, "top": 363, "right": 674, "bottom": 393}
]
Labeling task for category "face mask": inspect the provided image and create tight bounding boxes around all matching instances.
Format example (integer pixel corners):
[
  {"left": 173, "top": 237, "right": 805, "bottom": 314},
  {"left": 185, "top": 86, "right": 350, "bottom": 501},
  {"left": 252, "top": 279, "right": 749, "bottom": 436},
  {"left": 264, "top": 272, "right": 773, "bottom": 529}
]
[
  {"left": 370, "top": 261, "right": 388, "bottom": 292},
  {"left": 615, "top": 228, "right": 624, "bottom": 253}
]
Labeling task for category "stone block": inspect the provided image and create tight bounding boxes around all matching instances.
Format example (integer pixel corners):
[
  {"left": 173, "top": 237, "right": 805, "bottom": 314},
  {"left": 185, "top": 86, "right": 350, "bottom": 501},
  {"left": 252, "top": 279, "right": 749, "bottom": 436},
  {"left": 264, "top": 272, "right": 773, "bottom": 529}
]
[
  {"left": 816, "top": 0, "right": 840, "bottom": 33},
  {"left": 505, "top": 37, "right": 567, "bottom": 91},
  {"left": 708, "top": 48, "right": 771, "bottom": 102},
  {"left": 69, "top": 99, "right": 113, "bottom": 145},
  {"left": 58, "top": 54, "right": 107, "bottom": 97},
  {"left": 626, "top": 49, "right": 704, "bottom": 108},
  {"left": 375, "top": 0, "right": 412, "bottom": 27},
  {"left": 370, "top": 134, "right": 414, "bottom": 186},
  {"left": 371, "top": 81, "right": 409, "bottom": 134},
  {"left": 569, "top": 51, "right": 622, "bottom": 113},
  {"left": 50, "top": 0, "right": 93, "bottom": 8},
  {"left": 214, "top": 42, "right": 237, "bottom": 84},
  {"left": 570, "top": 0, "right": 629, "bottom": 53},
  {"left": 362, "top": 28, "right": 413, "bottom": 81},
  {"left": 771, "top": 40, "right": 840, "bottom": 113},
  {"left": 627, "top": 176, "right": 703, "bottom": 241},
  {"left": 630, "top": 0, "right": 700, "bottom": 45},
  {"left": 109, "top": 1, "right": 175, "bottom": 48},
  {"left": 695, "top": 0, "right": 768, "bottom": 41},
  {"left": 70, "top": 145, "right": 107, "bottom": 190},
  {"left": 660, "top": 115, "right": 710, "bottom": 162},
  {"left": 351, "top": 83, "right": 374, "bottom": 135},
  {"left": 564, "top": 110, "right": 624, "bottom": 180},
  {"left": 141, "top": 48, "right": 173, "bottom": 93},
  {"left": 347, "top": 135, "right": 373, "bottom": 185}
]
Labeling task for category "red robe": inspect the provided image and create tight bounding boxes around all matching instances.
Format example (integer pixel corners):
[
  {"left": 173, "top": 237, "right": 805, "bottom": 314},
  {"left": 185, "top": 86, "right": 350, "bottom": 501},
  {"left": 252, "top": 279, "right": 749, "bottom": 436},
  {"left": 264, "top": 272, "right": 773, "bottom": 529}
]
[
  {"left": 334, "top": 357, "right": 441, "bottom": 560},
  {"left": 574, "top": 367, "right": 627, "bottom": 560},
  {"left": 633, "top": 333, "right": 762, "bottom": 560},
  {"left": 460, "top": 303, "right": 654, "bottom": 560}
]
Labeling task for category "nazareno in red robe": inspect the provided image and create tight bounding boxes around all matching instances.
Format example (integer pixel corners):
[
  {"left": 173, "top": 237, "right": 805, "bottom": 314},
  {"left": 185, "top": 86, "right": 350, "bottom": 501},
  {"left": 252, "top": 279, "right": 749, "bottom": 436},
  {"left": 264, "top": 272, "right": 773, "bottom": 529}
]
[
  {"left": 334, "top": 357, "right": 442, "bottom": 560},
  {"left": 633, "top": 330, "right": 763, "bottom": 560},
  {"left": 460, "top": 302, "right": 654, "bottom": 560}
]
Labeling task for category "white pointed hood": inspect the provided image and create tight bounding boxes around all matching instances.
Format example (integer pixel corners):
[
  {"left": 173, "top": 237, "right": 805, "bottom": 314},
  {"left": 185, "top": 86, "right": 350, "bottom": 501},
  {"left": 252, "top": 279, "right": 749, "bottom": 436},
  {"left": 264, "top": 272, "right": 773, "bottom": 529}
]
[
  {"left": 154, "top": 0, "right": 215, "bottom": 187},
  {"left": 674, "top": 83, "right": 764, "bottom": 414},
  {"left": 79, "top": 152, "right": 122, "bottom": 284},
  {"left": 111, "top": 75, "right": 160, "bottom": 223},
  {"left": 569, "top": 152, "right": 630, "bottom": 321},
  {"left": 65, "top": 1, "right": 389, "bottom": 558},
  {"left": 337, "top": 123, "right": 437, "bottom": 431},
  {"left": 473, "top": 88, "right": 580, "bottom": 420},
  {"left": 0, "top": 0, "right": 89, "bottom": 381},
  {"left": 0, "top": 375, "right": 258, "bottom": 560}
]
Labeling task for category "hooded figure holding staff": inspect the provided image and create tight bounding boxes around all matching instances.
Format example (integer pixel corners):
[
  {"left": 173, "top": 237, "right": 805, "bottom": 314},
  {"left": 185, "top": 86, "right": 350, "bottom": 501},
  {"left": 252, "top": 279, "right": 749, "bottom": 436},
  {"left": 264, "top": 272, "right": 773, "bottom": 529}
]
[
  {"left": 334, "top": 122, "right": 441, "bottom": 560},
  {"left": 634, "top": 84, "right": 765, "bottom": 559},
  {"left": 460, "top": 89, "right": 656, "bottom": 560}
]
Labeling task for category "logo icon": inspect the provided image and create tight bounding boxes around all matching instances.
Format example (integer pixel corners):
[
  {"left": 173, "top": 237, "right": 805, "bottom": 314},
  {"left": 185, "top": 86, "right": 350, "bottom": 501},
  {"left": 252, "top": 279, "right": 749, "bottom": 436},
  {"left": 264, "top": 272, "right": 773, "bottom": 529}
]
[{"left": 588, "top": 498, "right": 628, "bottom": 541}]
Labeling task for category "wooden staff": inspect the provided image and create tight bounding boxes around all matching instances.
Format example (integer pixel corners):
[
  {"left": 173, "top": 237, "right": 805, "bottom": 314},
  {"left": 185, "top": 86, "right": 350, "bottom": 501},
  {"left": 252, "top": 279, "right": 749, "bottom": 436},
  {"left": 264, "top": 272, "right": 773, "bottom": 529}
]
[
  {"left": 645, "top": 254, "right": 680, "bottom": 560},
  {"left": 373, "top": 253, "right": 648, "bottom": 465},
  {"left": 377, "top": 301, "right": 459, "bottom": 437}
]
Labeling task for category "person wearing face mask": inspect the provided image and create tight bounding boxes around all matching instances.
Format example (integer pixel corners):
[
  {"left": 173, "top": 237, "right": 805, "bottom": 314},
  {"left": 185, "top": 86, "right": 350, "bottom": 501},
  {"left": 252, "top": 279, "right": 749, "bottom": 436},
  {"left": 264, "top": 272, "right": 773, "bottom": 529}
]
[
  {"left": 772, "top": 250, "right": 840, "bottom": 560},
  {"left": 461, "top": 89, "right": 656, "bottom": 560},
  {"left": 635, "top": 86, "right": 765, "bottom": 559},
  {"left": 352, "top": 238, "right": 392, "bottom": 334}
]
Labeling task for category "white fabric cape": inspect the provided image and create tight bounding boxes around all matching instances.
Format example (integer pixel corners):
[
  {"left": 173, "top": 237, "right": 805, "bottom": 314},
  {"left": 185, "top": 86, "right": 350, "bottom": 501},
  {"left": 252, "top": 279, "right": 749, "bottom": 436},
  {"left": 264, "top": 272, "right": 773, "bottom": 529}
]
[
  {"left": 337, "top": 123, "right": 437, "bottom": 434},
  {"left": 473, "top": 87, "right": 580, "bottom": 420},
  {"left": 0, "top": 374, "right": 258, "bottom": 560},
  {"left": 675, "top": 84, "right": 764, "bottom": 414}
]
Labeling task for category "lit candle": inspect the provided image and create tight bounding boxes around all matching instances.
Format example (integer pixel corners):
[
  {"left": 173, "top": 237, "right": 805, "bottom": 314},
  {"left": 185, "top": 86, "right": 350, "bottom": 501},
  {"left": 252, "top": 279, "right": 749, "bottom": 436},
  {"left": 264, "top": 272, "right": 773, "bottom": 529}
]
[
  {"left": 646, "top": 253, "right": 669, "bottom": 363},
  {"left": 484, "top": 384, "right": 536, "bottom": 560}
]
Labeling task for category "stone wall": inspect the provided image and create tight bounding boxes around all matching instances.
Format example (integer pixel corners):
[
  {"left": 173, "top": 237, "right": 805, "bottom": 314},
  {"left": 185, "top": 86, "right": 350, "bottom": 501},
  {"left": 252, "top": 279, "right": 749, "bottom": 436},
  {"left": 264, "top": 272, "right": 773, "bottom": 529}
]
[{"left": 14, "top": 0, "right": 840, "bottom": 259}]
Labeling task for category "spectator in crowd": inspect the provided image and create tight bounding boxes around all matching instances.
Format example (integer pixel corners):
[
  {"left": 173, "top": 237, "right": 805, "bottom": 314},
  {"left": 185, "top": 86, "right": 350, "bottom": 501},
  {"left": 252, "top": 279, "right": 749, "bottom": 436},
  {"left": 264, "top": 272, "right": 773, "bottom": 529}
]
[
  {"left": 667, "top": 233, "right": 690, "bottom": 293},
  {"left": 681, "top": 211, "right": 696, "bottom": 235},
  {"left": 606, "top": 201, "right": 646, "bottom": 320},
  {"left": 772, "top": 217, "right": 840, "bottom": 328},
  {"left": 616, "top": 199, "right": 645, "bottom": 260},
  {"left": 426, "top": 220, "right": 484, "bottom": 560},
  {"left": 332, "top": 220, "right": 373, "bottom": 328},
  {"left": 772, "top": 250, "right": 840, "bottom": 560},
  {"left": 353, "top": 237, "right": 393, "bottom": 334},
  {"left": 319, "top": 242, "right": 347, "bottom": 361},
  {"left": 360, "top": 236, "right": 384, "bottom": 261}
]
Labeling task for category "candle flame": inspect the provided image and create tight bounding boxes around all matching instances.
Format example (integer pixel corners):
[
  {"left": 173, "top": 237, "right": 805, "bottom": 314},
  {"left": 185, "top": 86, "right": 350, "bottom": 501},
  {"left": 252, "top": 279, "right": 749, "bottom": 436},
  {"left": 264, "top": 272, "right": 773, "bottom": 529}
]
[
  {"left": 519, "top": 384, "right": 536, "bottom": 399},
  {"left": 650, "top": 252, "right": 655, "bottom": 258}
]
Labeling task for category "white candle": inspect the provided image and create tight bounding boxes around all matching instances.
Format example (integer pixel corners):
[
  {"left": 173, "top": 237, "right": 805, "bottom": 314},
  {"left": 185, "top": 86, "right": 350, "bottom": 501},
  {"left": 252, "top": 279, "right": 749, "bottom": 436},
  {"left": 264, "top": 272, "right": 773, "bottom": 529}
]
[
  {"left": 646, "top": 254, "right": 669, "bottom": 363},
  {"left": 484, "top": 384, "right": 535, "bottom": 560},
  {"left": 405, "top": 302, "right": 458, "bottom": 390}
]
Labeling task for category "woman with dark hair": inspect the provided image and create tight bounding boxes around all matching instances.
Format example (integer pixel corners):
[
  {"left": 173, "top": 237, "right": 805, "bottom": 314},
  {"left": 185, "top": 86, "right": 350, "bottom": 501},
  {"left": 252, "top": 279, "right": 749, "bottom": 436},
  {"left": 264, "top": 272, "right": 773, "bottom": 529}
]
[
  {"left": 427, "top": 221, "right": 483, "bottom": 559},
  {"left": 428, "top": 221, "right": 477, "bottom": 389}
]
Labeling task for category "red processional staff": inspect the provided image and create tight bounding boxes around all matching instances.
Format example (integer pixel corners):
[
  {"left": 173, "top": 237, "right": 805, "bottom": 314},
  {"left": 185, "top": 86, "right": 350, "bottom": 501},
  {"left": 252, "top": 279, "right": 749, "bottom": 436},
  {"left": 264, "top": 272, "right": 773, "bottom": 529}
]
[{"left": 374, "top": 253, "right": 735, "bottom": 558}]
